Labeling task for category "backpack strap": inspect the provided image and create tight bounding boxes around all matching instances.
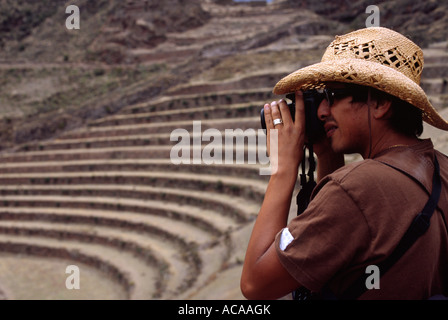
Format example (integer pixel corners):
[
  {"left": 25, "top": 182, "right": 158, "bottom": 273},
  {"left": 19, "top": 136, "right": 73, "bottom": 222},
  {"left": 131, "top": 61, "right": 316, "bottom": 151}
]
[{"left": 339, "top": 155, "right": 441, "bottom": 300}]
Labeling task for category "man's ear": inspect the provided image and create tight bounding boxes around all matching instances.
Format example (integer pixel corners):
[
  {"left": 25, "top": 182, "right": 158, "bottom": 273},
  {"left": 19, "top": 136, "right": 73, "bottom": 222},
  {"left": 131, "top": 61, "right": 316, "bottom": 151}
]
[{"left": 372, "top": 99, "right": 392, "bottom": 120}]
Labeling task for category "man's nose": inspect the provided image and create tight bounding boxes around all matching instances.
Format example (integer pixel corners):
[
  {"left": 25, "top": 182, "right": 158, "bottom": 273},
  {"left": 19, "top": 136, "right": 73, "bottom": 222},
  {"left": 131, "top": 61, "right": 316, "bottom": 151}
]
[{"left": 317, "top": 99, "right": 330, "bottom": 121}]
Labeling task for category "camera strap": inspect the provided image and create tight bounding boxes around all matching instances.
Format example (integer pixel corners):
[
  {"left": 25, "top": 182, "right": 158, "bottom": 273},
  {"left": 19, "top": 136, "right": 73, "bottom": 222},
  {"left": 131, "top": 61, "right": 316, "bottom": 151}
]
[{"left": 296, "top": 144, "right": 316, "bottom": 215}]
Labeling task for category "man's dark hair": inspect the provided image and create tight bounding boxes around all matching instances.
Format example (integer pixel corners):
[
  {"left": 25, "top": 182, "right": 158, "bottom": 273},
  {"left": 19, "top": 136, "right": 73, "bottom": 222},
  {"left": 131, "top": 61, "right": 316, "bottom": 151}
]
[{"left": 347, "top": 84, "right": 423, "bottom": 137}]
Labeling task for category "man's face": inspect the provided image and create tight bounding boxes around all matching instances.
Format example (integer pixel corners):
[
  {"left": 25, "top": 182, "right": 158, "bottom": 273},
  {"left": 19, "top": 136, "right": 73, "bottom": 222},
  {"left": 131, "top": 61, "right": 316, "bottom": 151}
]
[{"left": 317, "top": 84, "right": 370, "bottom": 156}]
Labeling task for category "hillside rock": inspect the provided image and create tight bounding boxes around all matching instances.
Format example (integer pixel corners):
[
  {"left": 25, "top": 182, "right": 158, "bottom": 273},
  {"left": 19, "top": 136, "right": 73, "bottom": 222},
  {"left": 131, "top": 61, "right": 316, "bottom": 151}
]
[
  {"left": 0, "top": 0, "right": 210, "bottom": 64},
  {"left": 282, "top": 0, "right": 448, "bottom": 46},
  {"left": 0, "top": 0, "right": 446, "bottom": 150}
]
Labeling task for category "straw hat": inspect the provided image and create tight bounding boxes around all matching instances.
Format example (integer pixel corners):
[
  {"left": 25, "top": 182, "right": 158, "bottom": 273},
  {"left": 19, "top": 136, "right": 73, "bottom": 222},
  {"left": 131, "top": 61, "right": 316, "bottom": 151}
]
[{"left": 273, "top": 27, "right": 448, "bottom": 131}]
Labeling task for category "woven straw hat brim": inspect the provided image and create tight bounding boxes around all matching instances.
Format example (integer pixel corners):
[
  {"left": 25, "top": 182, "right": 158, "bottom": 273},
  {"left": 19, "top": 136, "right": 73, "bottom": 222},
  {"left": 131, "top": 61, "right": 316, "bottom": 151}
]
[{"left": 273, "top": 58, "right": 448, "bottom": 131}]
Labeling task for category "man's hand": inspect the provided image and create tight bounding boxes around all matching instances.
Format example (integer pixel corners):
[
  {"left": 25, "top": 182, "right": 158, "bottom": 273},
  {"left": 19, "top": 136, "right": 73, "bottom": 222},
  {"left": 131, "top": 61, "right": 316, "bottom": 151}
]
[
  {"left": 312, "top": 122, "right": 345, "bottom": 181},
  {"left": 264, "top": 93, "right": 306, "bottom": 176}
]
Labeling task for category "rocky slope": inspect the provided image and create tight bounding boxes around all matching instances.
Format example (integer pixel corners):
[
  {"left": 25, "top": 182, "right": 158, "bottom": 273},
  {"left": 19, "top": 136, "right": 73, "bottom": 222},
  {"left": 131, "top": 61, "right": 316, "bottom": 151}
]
[{"left": 0, "top": 0, "right": 446, "bottom": 151}]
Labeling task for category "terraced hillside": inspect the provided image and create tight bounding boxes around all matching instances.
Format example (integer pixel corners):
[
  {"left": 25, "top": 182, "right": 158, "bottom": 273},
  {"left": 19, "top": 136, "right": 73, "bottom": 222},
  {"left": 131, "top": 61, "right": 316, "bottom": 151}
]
[
  {"left": 0, "top": 0, "right": 447, "bottom": 300},
  {"left": 0, "top": 75, "right": 271, "bottom": 300},
  {"left": 0, "top": 1, "right": 332, "bottom": 300}
]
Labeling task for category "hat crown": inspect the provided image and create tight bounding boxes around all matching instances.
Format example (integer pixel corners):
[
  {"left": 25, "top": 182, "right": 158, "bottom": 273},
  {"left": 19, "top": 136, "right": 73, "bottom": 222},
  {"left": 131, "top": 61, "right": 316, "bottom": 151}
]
[{"left": 321, "top": 27, "right": 424, "bottom": 85}]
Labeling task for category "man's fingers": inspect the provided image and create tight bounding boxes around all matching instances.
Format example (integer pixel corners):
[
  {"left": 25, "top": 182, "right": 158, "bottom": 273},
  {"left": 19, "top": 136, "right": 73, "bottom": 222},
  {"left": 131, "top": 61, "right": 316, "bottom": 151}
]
[
  {"left": 270, "top": 101, "right": 284, "bottom": 129},
  {"left": 264, "top": 103, "right": 273, "bottom": 129},
  {"left": 263, "top": 104, "right": 272, "bottom": 156},
  {"left": 294, "top": 92, "right": 306, "bottom": 131},
  {"left": 278, "top": 99, "right": 293, "bottom": 126}
]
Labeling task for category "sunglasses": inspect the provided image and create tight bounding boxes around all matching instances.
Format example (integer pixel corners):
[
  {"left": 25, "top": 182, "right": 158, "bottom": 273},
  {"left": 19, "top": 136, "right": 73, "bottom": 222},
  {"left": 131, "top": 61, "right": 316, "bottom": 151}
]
[
  {"left": 317, "top": 87, "right": 353, "bottom": 107},
  {"left": 287, "top": 88, "right": 353, "bottom": 107}
]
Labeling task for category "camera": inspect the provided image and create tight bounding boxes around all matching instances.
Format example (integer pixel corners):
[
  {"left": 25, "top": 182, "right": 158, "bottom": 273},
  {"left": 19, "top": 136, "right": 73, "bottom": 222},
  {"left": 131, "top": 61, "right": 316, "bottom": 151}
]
[{"left": 260, "top": 90, "right": 326, "bottom": 144}]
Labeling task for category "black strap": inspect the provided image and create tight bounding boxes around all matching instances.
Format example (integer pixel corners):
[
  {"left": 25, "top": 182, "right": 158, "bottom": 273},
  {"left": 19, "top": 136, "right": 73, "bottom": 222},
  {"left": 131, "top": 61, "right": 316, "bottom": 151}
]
[
  {"left": 339, "top": 155, "right": 441, "bottom": 300},
  {"left": 292, "top": 145, "right": 317, "bottom": 300},
  {"left": 296, "top": 145, "right": 317, "bottom": 215}
]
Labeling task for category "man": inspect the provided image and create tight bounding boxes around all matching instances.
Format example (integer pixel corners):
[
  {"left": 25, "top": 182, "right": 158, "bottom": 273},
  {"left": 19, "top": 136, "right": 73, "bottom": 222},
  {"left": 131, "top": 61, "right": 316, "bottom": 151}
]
[{"left": 240, "top": 27, "right": 448, "bottom": 299}]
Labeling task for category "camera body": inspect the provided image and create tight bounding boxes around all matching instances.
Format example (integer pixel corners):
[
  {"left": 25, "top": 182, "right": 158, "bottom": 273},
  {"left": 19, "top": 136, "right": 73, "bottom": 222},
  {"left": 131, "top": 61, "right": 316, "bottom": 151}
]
[{"left": 260, "top": 90, "right": 326, "bottom": 144}]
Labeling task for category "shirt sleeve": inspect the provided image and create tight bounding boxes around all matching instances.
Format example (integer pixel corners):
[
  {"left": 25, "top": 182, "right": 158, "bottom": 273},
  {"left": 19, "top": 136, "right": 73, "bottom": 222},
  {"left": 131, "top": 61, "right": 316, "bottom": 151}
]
[{"left": 275, "top": 179, "right": 371, "bottom": 292}]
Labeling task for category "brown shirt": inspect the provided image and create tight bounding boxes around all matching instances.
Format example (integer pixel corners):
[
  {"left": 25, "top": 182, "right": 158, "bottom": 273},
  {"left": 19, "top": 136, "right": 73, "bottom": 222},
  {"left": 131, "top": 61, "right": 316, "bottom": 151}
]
[{"left": 275, "top": 139, "right": 448, "bottom": 299}]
